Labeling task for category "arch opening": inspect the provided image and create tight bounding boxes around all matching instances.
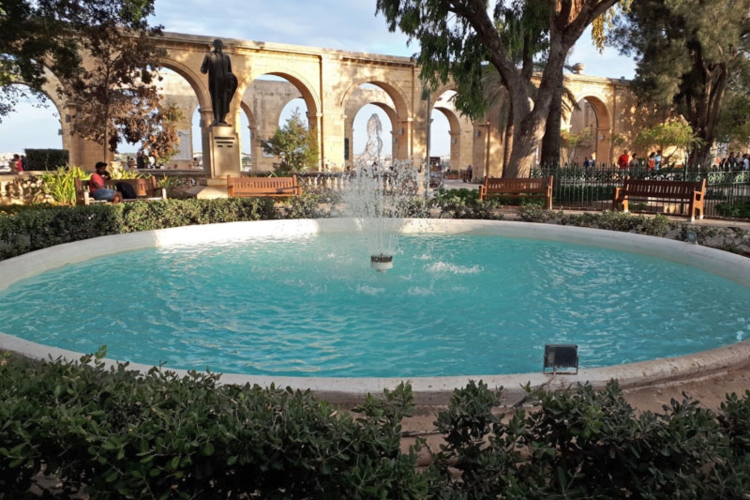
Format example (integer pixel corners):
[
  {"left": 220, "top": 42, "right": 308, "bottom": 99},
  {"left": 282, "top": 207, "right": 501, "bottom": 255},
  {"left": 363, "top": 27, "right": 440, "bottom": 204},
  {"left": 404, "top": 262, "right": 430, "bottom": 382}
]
[
  {"left": 0, "top": 84, "right": 65, "bottom": 169},
  {"left": 243, "top": 75, "right": 316, "bottom": 173},
  {"left": 568, "top": 95, "right": 612, "bottom": 165}
]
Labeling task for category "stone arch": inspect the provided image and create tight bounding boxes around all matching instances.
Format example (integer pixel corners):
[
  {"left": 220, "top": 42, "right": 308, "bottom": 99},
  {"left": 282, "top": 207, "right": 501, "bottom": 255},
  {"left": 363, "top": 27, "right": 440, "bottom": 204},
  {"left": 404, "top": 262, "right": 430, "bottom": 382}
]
[
  {"left": 348, "top": 100, "right": 397, "bottom": 165},
  {"left": 568, "top": 94, "right": 612, "bottom": 165},
  {"left": 238, "top": 69, "right": 320, "bottom": 122},
  {"left": 431, "top": 87, "right": 474, "bottom": 171},
  {"left": 156, "top": 66, "right": 206, "bottom": 168},
  {"left": 239, "top": 100, "right": 258, "bottom": 170},
  {"left": 9, "top": 68, "right": 83, "bottom": 164},
  {"left": 340, "top": 78, "right": 411, "bottom": 162},
  {"left": 340, "top": 78, "right": 410, "bottom": 124},
  {"left": 157, "top": 58, "right": 210, "bottom": 112},
  {"left": 3, "top": 81, "right": 67, "bottom": 157},
  {"left": 238, "top": 71, "right": 319, "bottom": 172}
]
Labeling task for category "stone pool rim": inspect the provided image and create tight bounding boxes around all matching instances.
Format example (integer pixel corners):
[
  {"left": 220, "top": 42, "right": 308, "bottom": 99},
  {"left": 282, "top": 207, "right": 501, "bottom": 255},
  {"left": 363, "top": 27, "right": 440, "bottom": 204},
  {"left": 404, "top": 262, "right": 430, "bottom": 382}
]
[{"left": 2, "top": 218, "right": 749, "bottom": 406}]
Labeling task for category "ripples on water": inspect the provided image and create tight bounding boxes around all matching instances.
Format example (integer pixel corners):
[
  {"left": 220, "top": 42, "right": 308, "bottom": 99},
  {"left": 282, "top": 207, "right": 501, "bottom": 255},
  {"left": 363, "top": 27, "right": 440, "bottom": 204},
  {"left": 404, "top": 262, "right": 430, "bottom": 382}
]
[{"left": 1, "top": 233, "right": 749, "bottom": 377}]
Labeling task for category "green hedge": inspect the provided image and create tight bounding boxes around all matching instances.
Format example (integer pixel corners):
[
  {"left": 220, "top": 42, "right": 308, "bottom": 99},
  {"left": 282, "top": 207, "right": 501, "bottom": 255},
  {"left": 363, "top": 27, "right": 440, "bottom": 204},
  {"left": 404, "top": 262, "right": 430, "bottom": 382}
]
[
  {"left": 24, "top": 149, "right": 69, "bottom": 171},
  {"left": 0, "top": 198, "right": 278, "bottom": 260},
  {"left": 0, "top": 351, "right": 424, "bottom": 499},
  {"left": 1, "top": 353, "right": 749, "bottom": 498}
]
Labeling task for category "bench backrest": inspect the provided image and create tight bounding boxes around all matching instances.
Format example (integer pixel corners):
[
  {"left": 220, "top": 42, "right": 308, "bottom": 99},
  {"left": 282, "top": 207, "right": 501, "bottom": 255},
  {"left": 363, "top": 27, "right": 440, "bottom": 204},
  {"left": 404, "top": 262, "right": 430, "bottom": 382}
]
[
  {"left": 622, "top": 179, "right": 706, "bottom": 199},
  {"left": 227, "top": 175, "right": 299, "bottom": 196},
  {"left": 483, "top": 176, "right": 553, "bottom": 194},
  {"left": 74, "top": 178, "right": 90, "bottom": 205}
]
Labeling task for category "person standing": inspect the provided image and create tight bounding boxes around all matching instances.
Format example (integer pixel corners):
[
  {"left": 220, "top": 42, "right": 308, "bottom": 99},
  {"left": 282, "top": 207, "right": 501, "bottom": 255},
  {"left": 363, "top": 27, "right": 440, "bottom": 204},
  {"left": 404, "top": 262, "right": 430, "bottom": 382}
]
[
  {"left": 136, "top": 151, "right": 146, "bottom": 170},
  {"left": 200, "top": 39, "right": 237, "bottom": 126},
  {"left": 629, "top": 153, "right": 640, "bottom": 169},
  {"left": 12, "top": 154, "right": 23, "bottom": 173},
  {"left": 648, "top": 152, "right": 656, "bottom": 170},
  {"left": 89, "top": 162, "right": 122, "bottom": 203},
  {"left": 617, "top": 150, "right": 630, "bottom": 170},
  {"left": 654, "top": 150, "right": 662, "bottom": 171}
]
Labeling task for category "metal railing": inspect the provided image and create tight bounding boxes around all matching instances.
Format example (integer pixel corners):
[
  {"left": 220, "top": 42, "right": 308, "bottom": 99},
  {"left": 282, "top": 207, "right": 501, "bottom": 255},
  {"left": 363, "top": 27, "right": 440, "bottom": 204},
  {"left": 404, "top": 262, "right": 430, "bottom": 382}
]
[{"left": 530, "top": 165, "right": 750, "bottom": 218}]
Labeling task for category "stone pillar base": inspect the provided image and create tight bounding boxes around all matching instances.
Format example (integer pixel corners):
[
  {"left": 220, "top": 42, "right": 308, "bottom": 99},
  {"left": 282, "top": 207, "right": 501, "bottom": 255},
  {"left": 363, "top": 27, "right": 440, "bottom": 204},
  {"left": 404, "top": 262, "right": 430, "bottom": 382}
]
[{"left": 206, "top": 125, "right": 241, "bottom": 179}]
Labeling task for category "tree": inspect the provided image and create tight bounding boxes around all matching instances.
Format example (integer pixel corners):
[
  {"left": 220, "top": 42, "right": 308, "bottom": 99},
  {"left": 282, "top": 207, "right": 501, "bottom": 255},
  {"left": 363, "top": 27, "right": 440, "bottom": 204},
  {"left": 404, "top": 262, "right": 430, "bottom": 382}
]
[
  {"left": 64, "top": 20, "right": 168, "bottom": 158},
  {"left": 633, "top": 121, "right": 703, "bottom": 165},
  {"left": 376, "top": 0, "right": 621, "bottom": 177},
  {"left": 261, "top": 108, "right": 319, "bottom": 173},
  {"left": 0, "top": 0, "right": 159, "bottom": 119},
  {"left": 610, "top": 0, "right": 750, "bottom": 167},
  {"left": 715, "top": 68, "right": 750, "bottom": 151},
  {"left": 561, "top": 126, "right": 593, "bottom": 165}
]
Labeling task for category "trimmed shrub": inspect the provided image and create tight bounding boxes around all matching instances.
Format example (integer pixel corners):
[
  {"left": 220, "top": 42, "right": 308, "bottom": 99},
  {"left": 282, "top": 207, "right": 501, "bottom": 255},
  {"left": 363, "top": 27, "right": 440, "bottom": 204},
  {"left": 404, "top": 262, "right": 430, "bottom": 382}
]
[
  {"left": 0, "top": 198, "right": 277, "bottom": 260},
  {"left": 24, "top": 149, "right": 69, "bottom": 171}
]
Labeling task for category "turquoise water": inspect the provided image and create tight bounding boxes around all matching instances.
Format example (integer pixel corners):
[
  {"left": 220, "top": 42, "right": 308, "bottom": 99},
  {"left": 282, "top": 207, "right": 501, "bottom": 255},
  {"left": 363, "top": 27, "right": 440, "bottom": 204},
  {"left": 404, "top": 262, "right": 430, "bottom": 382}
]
[{"left": 1, "top": 232, "right": 749, "bottom": 377}]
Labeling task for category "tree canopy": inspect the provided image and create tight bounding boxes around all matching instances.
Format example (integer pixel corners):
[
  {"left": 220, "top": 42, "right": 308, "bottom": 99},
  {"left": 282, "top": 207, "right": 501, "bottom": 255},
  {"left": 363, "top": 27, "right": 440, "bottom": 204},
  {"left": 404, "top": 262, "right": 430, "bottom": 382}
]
[
  {"left": 261, "top": 108, "right": 320, "bottom": 173},
  {"left": 610, "top": 0, "right": 750, "bottom": 165},
  {"left": 0, "top": 0, "right": 160, "bottom": 118},
  {"left": 376, "top": 0, "right": 620, "bottom": 176},
  {"left": 64, "top": 19, "right": 168, "bottom": 157}
]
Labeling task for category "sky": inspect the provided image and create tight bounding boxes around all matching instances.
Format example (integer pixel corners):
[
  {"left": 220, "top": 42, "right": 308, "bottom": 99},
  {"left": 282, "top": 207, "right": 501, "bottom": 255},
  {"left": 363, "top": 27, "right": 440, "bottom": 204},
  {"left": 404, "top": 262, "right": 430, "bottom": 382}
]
[{"left": 0, "top": 0, "right": 636, "bottom": 158}]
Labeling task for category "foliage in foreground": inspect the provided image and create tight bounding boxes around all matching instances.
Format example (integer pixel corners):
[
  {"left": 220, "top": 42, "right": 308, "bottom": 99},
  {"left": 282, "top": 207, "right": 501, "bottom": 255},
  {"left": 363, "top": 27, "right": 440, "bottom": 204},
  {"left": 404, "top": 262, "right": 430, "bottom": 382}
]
[
  {"left": 0, "top": 351, "right": 424, "bottom": 499},
  {"left": 1, "top": 353, "right": 749, "bottom": 498}
]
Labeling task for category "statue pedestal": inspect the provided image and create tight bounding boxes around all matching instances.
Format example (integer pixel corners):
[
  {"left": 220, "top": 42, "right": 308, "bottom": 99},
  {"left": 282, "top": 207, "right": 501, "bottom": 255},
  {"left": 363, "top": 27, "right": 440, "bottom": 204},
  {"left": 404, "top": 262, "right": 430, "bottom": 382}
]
[
  {"left": 206, "top": 125, "right": 241, "bottom": 178},
  {"left": 187, "top": 125, "right": 241, "bottom": 199}
]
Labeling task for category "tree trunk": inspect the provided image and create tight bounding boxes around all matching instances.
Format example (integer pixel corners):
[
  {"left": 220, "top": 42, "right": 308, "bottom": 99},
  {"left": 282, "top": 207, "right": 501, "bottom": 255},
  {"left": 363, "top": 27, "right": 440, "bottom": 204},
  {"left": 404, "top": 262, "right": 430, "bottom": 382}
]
[
  {"left": 689, "top": 63, "right": 729, "bottom": 168},
  {"left": 502, "top": 101, "right": 514, "bottom": 176},
  {"left": 458, "top": 0, "right": 620, "bottom": 178},
  {"left": 504, "top": 32, "right": 570, "bottom": 177},
  {"left": 540, "top": 74, "right": 563, "bottom": 166}
]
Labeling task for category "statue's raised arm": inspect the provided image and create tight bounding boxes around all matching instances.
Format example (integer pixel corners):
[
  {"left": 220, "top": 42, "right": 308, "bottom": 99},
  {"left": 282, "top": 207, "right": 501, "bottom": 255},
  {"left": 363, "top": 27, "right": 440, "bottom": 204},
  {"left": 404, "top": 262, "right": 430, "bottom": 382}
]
[{"left": 200, "top": 39, "right": 237, "bottom": 126}]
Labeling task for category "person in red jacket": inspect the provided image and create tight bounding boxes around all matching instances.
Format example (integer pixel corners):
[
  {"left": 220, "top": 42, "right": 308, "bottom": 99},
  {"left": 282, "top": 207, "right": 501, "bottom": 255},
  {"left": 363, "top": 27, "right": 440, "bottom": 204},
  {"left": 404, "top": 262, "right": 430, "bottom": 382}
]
[
  {"left": 617, "top": 150, "right": 630, "bottom": 170},
  {"left": 89, "top": 162, "right": 122, "bottom": 203},
  {"left": 12, "top": 154, "right": 23, "bottom": 173}
]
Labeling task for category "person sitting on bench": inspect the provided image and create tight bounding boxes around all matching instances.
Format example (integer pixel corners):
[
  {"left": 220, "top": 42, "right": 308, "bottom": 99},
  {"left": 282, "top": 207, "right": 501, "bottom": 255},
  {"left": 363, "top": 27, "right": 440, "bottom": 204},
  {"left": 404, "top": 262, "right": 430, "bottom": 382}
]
[{"left": 89, "top": 162, "right": 122, "bottom": 203}]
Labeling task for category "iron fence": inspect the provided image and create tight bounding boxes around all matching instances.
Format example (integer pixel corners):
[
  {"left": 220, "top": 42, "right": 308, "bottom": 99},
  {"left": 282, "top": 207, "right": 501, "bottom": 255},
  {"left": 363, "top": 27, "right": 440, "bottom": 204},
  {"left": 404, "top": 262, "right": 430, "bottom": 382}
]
[{"left": 530, "top": 166, "right": 750, "bottom": 218}]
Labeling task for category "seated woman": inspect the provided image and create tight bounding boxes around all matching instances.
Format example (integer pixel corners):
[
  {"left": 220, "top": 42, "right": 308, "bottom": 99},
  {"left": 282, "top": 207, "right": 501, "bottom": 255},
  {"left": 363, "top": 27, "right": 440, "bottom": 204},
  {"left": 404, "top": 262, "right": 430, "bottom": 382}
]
[{"left": 90, "top": 162, "right": 122, "bottom": 203}]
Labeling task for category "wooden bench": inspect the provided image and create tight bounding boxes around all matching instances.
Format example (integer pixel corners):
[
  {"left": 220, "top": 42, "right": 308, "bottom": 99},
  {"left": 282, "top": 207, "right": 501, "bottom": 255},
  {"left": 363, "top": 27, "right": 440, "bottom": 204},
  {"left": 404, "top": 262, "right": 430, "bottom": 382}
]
[
  {"left": 478, "top": 176, "right": 554, "bottom": 209},
  {"left": 74, "top": 177, "right": 167, "bottom": 206},
  {"left": 612, "top": 178, "right": 706, "bottom": 221},
  {"left": 459, "top": 168, "right": 473, "bottom": 182},
  {"left": 226, "top": 175, "right": 301, "bottom": 198}
]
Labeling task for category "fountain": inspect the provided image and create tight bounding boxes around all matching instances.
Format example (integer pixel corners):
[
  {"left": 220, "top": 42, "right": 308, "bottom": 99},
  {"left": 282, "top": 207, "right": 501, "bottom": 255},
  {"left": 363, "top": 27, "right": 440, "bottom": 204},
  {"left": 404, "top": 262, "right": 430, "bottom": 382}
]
[
  {"left": 341, "top": 159, "right": 429, "bottom": 271},
  {"left": 2, "top": 219, "right": 750, "bottom": 404}
]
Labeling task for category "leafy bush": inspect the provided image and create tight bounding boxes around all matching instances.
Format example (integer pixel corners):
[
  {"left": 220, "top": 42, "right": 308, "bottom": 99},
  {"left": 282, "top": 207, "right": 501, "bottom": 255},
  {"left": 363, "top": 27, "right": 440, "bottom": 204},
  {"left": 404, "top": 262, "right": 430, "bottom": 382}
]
[
  {"left": 0, "top": 351, "right": 426, "bottom": 498},
  {"left": 40, "top": 166, "right": 90, "bottom": 205},
  {"left": 24, "top": 149, "right": 69, "bottom": 171},
  {"left": 278, "top": 192, "right": 335, "bottom": 219},
  {"left": 715, "top": 201, "right": 750, "bottom": 219},
  {"left": 432, "top": 187, "right": 479, "bottom": 205},
  {"left": 559, "top": 211, "right": 677, "bottom": 236},
  {"left": 427, "top": 380, "right": 750, "bottom": 499},
  {"left": 3, "top": 355, "right": 750, "bottom": 498},
  {"left": 516, "top": 205, "right": 563, "bottom": 223},
  {"left": 0, "top": 198, "right": 276, "bottom": 260},
  {"left": 429, "top": 189, "right": 502, "bottom": 219}
]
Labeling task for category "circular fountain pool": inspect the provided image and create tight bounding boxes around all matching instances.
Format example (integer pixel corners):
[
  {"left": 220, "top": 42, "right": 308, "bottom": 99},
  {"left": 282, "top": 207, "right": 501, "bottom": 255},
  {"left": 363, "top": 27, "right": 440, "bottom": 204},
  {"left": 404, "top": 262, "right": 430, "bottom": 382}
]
[{"left": 2, "top": 219, "right": 750, "bottom": 403}]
